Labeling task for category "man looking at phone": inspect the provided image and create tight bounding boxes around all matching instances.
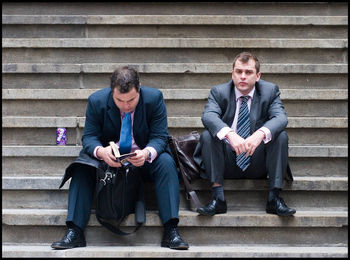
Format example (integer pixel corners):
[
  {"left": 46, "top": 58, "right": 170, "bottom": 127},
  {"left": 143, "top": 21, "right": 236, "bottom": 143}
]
[{"left": 51, "top": 66, "right": 189, "bottom": 250}]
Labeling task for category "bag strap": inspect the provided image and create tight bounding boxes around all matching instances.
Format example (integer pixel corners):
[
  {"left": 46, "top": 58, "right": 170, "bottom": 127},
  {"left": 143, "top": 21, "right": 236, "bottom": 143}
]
[
  {"left": 169, "top": 136, "right": 203, "bottom": 209},
  {"left": 96, "top": 214, "right": 143, "bottom": 236},
  {"left": 96, "top": 166, "right": 145, "bottom": 236}
]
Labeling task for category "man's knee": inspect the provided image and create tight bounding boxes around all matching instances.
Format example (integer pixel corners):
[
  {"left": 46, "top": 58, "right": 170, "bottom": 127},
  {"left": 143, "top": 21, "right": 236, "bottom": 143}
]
[
  {"left": 200, "top": 130, "right": 213, "bottom": 144},
  {"left": 275, "top": 131, "right": 289, "bottom": 145},
  {"left": 152, "top": 152, "right": 178, "bottom": 177},
  {"left": 70, "top": 165, "right": 96, "bottom": 184}
]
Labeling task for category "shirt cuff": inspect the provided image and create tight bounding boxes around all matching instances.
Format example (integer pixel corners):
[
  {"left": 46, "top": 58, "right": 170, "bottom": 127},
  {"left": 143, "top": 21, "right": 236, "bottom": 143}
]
[
  {"left": 217, "top": 127, "right": 233, "bottom": 140},
  {"left": 145, "top": 146, "right": 157, "bottom": 163},
  {"left": 93, "top": 146, "right": 103, "bottom": 160},
  {"left": 258, "top": 127, "right": 272, "bottom": 144}
]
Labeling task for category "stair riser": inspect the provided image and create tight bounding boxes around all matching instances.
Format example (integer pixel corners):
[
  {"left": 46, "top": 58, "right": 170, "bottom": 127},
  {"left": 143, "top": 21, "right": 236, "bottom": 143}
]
[
  {"left": 3, "top": 2, "right": 348, "bottom": 15},
  {"left": 3, "top": 157, "right": 347, "bottom": 177},
  {"left": 2, "top": 128, "right": 348, "bottom": 145},
  {"left": 3, "top": 74, "right": 347, "bottom": 89},
  {"left": 2, "top": 100, "right": 348, "bottom": 117},
  {"left": 3, "top": 49, "right": 347, "bottom": 64},
  {"left": 2, "top": 190, "right": 347, "bottom": 210},
  {"left": 2, "top": 225, "right": 347, "bottom": 246},
  {"left": 3, "top": 24, "right": 348, "bottom": 39}
]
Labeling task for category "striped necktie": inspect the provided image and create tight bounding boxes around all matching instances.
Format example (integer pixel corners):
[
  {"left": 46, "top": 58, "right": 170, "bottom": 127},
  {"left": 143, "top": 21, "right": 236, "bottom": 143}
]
[
  {"left": 119, "top": 112, "right": 132, "bottom": 154},
  {"left": 236, "top": 96, "right": 251, "bottom": 171}
]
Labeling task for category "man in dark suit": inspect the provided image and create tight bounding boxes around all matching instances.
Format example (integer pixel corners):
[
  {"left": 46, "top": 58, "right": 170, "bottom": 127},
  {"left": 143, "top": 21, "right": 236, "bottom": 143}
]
[
  {"left": 51, "top": 66, "right": 189, "bottom": 250},
  {"left": 194, "top": 52, "right": 296, "bottom": 217}
]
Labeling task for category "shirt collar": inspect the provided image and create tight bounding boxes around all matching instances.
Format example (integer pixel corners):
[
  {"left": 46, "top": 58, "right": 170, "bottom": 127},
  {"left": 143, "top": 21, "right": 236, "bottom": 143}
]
[{"left": 234, "top": 86, "right": 255, "bottom": 102}]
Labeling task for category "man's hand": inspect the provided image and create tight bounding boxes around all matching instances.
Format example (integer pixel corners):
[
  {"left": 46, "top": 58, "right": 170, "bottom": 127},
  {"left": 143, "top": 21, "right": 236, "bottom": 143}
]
[
  {"left": 96, "top": 146, "right": 122, "bottom": 168},
  {"left": 127, "top": 149, "right": 148, "bottom": 167},
  {"left": 243, "top": 130, "right": 265, "bottom": 156},
  {"left": 226, "top": 130, "right": 265, "bottom": 157},
  {"left": 226, "top": 131, "right": 247, "bottom": 155}
]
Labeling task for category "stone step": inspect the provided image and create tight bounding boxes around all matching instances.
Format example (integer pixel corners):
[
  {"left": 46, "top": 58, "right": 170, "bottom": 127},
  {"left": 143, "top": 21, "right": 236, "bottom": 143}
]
[
  {"left": 3, "top": 208, "right": 347, "bottom": 228},
  {"left": 3, "top": 73, "right": 347, "bottom": 90},
  {"left": 3, "top": 38, "right": 347, "bottom": 49},
  {"left": 2, "top": 2, "right": 347, "bottom": 16},
  {"left": 2, "top": 145, "right": 347, "bottom": 158},
  {"left": 3, "top": 187, "right": 347, "bottom": 211},
  {"left": 2, "top": 244, "right": 348, "bottom": 258},
  {"left": 3, "top": 100, "right": 348, "bottom": 118},
  {"left": 3, "top": 116, "right": 347, "bottom": 129},
  {"left": 2, "top": 117, "right": 347, "bottom": 145},
  {"left": 4, "top": 176, "right": 346, "bottom": 191},
  {"left": 3, "top": 88, "right": 348, "bottom": 100},
  {"left": 3, "top": 155, "right": 347, "bottom": 178},
  {"left": 3, "top": 63, "right": 347, "bottom": 74},
  {"left": 3, "top": 176, "right": 347, "bottom": 210},
  {"left": 4, "top": 49, "right": 347, "bottom": 65},
  {"left": 3, "top": 15, "right": 348, "bottom": 25},
  {"left": 2, "top": 209, "right": 347, "bottom": 246},
  {"left": 5, "top": 24, "right": 347, "bottom": 40}
]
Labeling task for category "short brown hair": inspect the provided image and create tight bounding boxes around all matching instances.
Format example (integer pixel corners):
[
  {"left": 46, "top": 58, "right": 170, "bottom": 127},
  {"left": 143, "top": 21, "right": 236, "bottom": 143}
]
[
  {"left": 232, "top": 52, "right": 260, "bottom": 73},
  {"left": 110, "top": 66, "right": 140, "bottom": 93}
]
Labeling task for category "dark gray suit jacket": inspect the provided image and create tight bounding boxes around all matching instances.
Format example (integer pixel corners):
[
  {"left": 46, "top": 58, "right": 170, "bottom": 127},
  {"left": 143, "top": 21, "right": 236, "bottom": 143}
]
[
  {"left": 195, "top": 79, "right": 293, "bottom": 181},
  {"left": 202, "top": 79, "right": 288, "bottom": 140}
]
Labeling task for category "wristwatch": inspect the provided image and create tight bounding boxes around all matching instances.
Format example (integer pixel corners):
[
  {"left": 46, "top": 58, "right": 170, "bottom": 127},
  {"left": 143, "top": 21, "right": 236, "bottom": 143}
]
[{"left": 146, "top": 149, "right": 152, "bottom": 161}]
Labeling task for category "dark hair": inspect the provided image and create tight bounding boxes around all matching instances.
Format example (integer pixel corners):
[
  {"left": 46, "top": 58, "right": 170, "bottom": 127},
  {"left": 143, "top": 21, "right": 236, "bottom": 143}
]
[
  {"left": 110, "top": 66, "right": 140, "bottom": 93},
  {"left": 232, "top": 52, "right": 260, "bottom": 73}
]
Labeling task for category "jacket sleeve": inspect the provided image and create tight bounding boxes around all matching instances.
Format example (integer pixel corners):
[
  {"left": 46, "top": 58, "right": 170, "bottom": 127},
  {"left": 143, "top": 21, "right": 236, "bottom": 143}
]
[
  {"left": 82, "top": 96, "right": 104, "bottom": 157},
  {"left": 201, "top": 87, "right": 230, "bottom": 138},
  {"left": 146, "top": 91, "right": 169, "bottom": 155},
  {"left": 263, "top": 85, "right": 288, "bottom": 139}
]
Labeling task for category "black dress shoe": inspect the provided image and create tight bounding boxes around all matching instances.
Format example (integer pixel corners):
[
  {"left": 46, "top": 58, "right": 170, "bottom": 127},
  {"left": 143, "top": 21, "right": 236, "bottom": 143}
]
[
  {"left": 266, "top": 197, "right": 296, "bottom": 216},
  {"left": 161, "top": 227, "right": 189, "bottom": 250},
  {"left": 51, "top": 228, "right": 86, "bottom": 249},
  {"left": 196, "top": 198, "right": 227, "bottom": 216}
]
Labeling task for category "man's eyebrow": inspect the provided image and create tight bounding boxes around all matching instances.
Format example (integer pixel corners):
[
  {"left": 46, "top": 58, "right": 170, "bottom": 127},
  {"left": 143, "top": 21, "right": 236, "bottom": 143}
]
[
  {"left": 116, "top": 96, "right": 137, "bottom": 102},
  {"left": 235, "top": 68, "right": 254, "bottom": 72}
]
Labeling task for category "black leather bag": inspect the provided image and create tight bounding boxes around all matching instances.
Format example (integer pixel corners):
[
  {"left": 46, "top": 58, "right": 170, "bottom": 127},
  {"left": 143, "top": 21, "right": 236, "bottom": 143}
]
[
  {"left": 168, "top": 131, "right": 203, "bottom": 209},
  {"left": 95, "top": 163, "right": 146, "bottom": 235}
]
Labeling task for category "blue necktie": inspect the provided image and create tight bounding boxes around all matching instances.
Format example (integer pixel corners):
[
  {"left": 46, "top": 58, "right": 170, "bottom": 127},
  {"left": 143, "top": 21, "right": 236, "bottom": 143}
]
[
  {"left": 119, "top": 112, "right": 132, "bottom": 154},
  {"left": 236, "top": 96, "right": 251, "bottom": 171}
]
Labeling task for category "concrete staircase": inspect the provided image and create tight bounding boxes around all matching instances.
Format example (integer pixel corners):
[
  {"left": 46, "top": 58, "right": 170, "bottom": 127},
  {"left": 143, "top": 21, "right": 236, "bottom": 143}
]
[{"left": 2, "top": 2, "right": 348, "bottom": 258}]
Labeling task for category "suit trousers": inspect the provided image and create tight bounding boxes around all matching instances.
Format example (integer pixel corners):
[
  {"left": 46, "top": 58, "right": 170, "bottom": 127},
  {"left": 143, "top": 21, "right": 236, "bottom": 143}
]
[
  {"left": 66, "top": 152, "right": 180, "bottom": 231},
  {"left": 199, "top": 130, "right": 289, "bottom": 190}
]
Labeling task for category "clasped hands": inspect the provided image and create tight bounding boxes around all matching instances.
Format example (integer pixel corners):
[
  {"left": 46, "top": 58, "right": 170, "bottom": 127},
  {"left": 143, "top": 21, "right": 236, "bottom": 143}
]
[
  {"left": 96, "top": 146, "right": 149, "bottom": 168},
  {"left": 225, "top": 130, "right": 265, "bottom": 157}
]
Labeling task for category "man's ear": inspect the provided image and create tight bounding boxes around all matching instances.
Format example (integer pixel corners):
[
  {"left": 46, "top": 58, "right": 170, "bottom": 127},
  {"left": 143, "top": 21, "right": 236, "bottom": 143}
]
[{"left": 256, "top": 72, "right": 262, "bottom": 82}]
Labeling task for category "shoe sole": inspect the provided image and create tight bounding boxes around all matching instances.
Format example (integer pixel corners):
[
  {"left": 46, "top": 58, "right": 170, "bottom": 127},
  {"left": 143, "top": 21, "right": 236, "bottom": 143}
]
[
  {"left": 51, "top": 243, "right": 86, "bottom": 249},
  {"left": 266, "top": 209, "right": 296, "bottom": 216},
  {"left": 196, "top": 209, "right": 227, "bottom": 216},
  {"left": 161, "top": 242, "right": 189, "bottom": 250}
]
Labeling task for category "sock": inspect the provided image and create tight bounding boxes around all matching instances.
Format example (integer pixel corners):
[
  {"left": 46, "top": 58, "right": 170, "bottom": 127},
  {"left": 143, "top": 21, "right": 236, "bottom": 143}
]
[
  {"left": 212, "top": 185, "right": 225, "bottom": 201},
  {"left": 268, "top": 188, "right": 281, "bottom": 202}
]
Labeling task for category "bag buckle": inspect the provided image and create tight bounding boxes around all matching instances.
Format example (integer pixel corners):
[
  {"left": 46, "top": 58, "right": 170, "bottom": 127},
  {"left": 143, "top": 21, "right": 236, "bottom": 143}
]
[{"left": 101, "top": 171, "right": 113, "bottom": 186}]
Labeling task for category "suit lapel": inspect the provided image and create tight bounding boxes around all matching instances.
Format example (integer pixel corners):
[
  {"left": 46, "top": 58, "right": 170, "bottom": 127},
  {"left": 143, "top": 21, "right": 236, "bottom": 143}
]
[
  {"left": 250, "top": 87, "right": 260, "bottom": 133},
  {"left": 227, "top": 85, "right": 237, "bottom": 126},
  {"left": 107, "top": 93, "right": 121, "bottom": 133},
  {"left": 132, "top": 90, "right": 144, "bottom": 138}
]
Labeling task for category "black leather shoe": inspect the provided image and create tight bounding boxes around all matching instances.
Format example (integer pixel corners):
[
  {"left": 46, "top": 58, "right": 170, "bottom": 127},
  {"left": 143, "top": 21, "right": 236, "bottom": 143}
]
[
  {"left": 161, "top": 227, "right": 189, "bottom": 250},
  {"left": 51, "top": 228, "right": 86, "bottom": 249},
  {"left": 266, "top": 197, "right": 296, "bottom": 216},
  {"left": 196, "top": 198, "right": 227, "bottom": 216}
]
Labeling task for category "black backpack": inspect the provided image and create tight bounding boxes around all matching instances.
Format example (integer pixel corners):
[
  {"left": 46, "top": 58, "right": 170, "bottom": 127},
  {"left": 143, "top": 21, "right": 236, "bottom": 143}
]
[{"left": 95, "top": 163, "right": 146, "bottom": 235}]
